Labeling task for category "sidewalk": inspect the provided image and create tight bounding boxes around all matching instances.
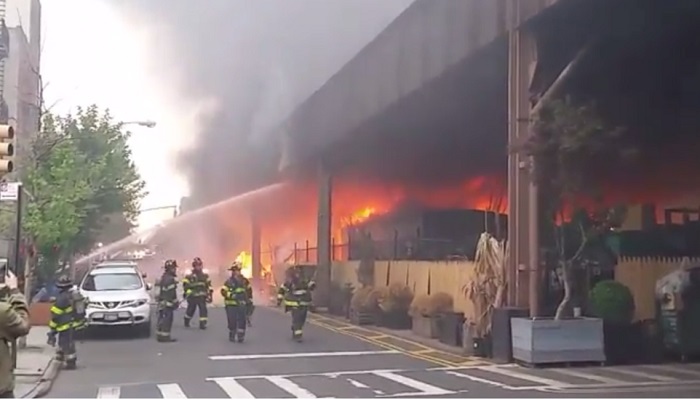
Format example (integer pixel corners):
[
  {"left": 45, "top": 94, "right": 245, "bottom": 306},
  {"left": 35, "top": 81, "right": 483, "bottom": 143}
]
[{"left": 15, "top": 326, "right": 61, "bottom": 398}]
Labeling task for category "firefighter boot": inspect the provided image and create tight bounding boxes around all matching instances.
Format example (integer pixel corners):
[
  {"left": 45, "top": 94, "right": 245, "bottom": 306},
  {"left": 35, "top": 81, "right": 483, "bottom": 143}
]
[
  {"left": 236, "top": 333, "right": 245, "bottom": 343},
  {"left": 292, "top": 329, "right": 303, "bottom": 342},
  {"left": 229, "top": 331, "right": 236, "bottom": 342},
  {"left": 157, "top": 336, "right": 178, "bottom": 343},
  {"left": 184, "top": 317, "right": 191, "bottom": 328},
  {"left": 199, "top": 319, "right": 207, "bottom": 330},
  {"left": 65, "top": 356, "right": 77, "bottom": 370}
]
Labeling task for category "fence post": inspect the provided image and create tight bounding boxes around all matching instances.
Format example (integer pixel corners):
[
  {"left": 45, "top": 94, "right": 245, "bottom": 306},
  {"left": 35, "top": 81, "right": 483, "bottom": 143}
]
[
  {"left": 305, "top": 240, "right": 309, "bottom": 262},
  {"left": 293, "top": 242, "right": 298, "bottom": 264},
  {"left": 331, "top": 237, "right": 336, "bottom": 260}
]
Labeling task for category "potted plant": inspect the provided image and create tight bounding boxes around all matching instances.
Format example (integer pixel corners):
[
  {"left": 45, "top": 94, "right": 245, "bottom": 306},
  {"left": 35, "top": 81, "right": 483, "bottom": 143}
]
[
  {"left": 410, "top": 292, "right": 453, "bottom": 338},
  {"left": 376, "top": 283, "right": 413, "bottom": 329},
  {"left": 588, "top": 280, "right": 637, "bottom": 364},
  {"left": 511, "top": 97, "right": 633, "bottom": 365},
  {"left": 349, "top": 286, "right": 379, "bottom": 325}
]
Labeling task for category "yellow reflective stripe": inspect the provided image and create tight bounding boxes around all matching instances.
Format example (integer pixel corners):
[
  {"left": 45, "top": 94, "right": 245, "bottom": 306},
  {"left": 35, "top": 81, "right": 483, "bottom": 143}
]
[
  {"left": 293, "top": 330, "right": 302, "bottom": 335},
  {"left": 181, "top": 278, "right": 190, "bottom": 284},
  {"left": 162, "top": 284, "right": 176, "bottom": 291},
  {"left": 50, "top": 305, "right": 73, "bottom": 315},
  {"left": 48, "top": 321, "right": 57, "bottom": 328},
  {"left": 156, "top": 331, "right": 170, "bottom": 337},
  {"left": 233, "top": 288, "right": 245, "bottom": 293},
  {"left": 224, "top": 300, "right": 239, "bottom": 305},
  {"left": 285, "top": 300, "right": 299, "bottom": 306},
  {"left": 185, "top": 289, "right": 192, "bottom": 295},
  {"left": 50, "top": 322, "right": 71, "bottom": 332},
  {"left": 199, "top": 317, "right": 208, "bottom": 321}
]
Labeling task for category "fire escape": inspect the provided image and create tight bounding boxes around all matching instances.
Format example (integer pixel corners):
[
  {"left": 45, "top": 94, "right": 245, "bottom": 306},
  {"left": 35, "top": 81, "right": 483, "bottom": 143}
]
[{"left": 0, "top": 0, "right": 9, "bottom": 124}]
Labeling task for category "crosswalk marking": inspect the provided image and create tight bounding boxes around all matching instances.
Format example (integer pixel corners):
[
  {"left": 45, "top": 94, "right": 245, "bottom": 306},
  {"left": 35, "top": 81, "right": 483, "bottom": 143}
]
[
  {"left": 645, "top": 364, "right": 700, "bottom": 378},
  {"left": 157, "top": 383, "right": 187, "bottom": 398},
  {"left": 478, "top": 366, "right": 569, "bottom": 387},
  {"left": 372, "top": 371, "right": 453, "bottom": 396},
  {"left": 93, "top": 363, "right": 700, "bottom": 398},
  {"left": 608, "top": 366, "right": 678, "bottom": 382},
  {"left": 266, "top": 376, "right": 317, "bottom": 398},
  {"left": 96, "top": 386, "right": 121, "bottom": 398},
  {"left": 551, "top": 368, "right": 626, "bottom": 385},
  {"left": 210, "top": 377, "right": 256, "bottom": 398}
]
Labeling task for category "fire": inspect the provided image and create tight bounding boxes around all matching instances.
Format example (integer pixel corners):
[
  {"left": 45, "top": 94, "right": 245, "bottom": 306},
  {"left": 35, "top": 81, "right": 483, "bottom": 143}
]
[
  {"left": 345, "top": 207, "right": 377, "bottom": 226},
  {"left": 235, "top": 251, "right": 253, "bottom": 279}
]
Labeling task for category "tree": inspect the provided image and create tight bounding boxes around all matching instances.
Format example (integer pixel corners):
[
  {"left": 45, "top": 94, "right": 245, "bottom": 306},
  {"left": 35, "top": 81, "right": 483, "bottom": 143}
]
[
  {"left": 520, "top": 97, "right": 634, "bottom": 319},
  {"left": 24, "top": 106, "right": 146, "bottom": 285}
]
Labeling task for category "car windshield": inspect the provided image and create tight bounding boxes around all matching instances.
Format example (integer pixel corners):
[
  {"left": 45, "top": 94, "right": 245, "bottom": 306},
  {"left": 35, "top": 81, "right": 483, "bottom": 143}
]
[{"left": 81, "top": 273, "right": 143, "bottom": 291}]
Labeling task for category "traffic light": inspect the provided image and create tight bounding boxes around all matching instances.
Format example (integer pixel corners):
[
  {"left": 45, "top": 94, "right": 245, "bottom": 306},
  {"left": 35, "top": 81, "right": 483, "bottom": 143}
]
[{"left": 0, "top": 124, "right": 13, "bottom": 176}]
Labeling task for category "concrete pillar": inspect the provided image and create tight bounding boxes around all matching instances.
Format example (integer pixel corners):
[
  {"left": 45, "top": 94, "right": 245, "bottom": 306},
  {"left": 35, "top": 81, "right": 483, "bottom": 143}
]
[
  {"left": 251, "top": 210, "right": 262, "bottom": 285},
  {"left": 315, "top": 158, "right": 332, "bottom": 308},
  {"left": 507, "top": 1, "right": 540, "bottom": 316}
]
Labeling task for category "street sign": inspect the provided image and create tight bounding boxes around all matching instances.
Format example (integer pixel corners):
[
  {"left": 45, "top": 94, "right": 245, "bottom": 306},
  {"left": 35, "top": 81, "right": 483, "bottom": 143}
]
[{"left": 0, "top": 182, "right": 20, "bottom": 201}]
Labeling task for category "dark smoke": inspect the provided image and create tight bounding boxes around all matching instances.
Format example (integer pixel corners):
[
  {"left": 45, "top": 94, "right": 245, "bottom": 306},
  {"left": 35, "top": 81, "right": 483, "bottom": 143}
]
[{"left": 105, "top": 0, "right": 414, "bottom": 208}]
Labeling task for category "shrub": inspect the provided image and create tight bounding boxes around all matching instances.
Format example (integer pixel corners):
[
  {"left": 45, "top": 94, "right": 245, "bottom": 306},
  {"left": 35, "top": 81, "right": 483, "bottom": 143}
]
[
  {"left": 378, "top": 283, "right": 413, "bottom": 313},
  {"left": 426, "top": 292, "right": 454, "bottom": 316},
  {"left": 588, "top": 280, "right": 635, "bottom": 324},
  {"left": 350, "top": 286, "right": 380, "bottom": 312},
  {"left": 409, "top": 294, "right": 431, "bottom": 318}
]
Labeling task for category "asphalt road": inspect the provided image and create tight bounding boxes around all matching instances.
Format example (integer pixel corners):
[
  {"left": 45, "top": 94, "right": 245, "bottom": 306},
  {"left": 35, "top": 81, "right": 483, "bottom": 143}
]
[{"left": 48, "top": 307, "right": 700, "bottom": 398}]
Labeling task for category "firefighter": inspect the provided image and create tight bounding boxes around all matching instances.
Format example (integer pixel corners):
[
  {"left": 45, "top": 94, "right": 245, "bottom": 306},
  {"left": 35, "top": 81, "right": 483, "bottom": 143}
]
[
  {"left": 220, "top": 262, "right": 250, "bottom": 342},
  {"left": 155, "top": 259, "right": 179, "bottom": 342},
  {"left": 47, "top": 275, "right": 80, "bottom": 369},
  {"left": 182, "top": 257, "right": 212, "bottom": 329},
  {"left": 279, "top": 265, "right": 315, "bottom": 342}
]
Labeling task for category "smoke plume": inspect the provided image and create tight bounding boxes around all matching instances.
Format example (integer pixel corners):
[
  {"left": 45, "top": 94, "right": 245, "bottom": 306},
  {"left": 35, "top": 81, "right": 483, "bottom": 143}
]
[{"left": 106, "top": 0, "right": 414, "bottom": 208}]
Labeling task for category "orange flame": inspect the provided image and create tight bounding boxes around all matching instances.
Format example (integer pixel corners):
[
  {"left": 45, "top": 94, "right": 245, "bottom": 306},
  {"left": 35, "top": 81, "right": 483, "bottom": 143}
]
[{"left": 235, "top": 251, "right": 253, "bottom": 279}]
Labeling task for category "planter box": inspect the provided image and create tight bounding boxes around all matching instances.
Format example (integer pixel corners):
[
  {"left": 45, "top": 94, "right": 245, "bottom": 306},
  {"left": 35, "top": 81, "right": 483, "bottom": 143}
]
[
  {"left": 439, "top": 312, "right": 464, "bottom": 347},
  {"left": 412, "top": 315, "right": 440, "bottom": 338},
  {"left": 511, "top": 317, "right": 606, "bottom": 365},
  {"left": 29, "top": 302, "right": 52, "bottom": 326},
  {"left": 377, "top": 311, "right": 411, "bottom": 330},
  {"left": 349, "top": 309, "right": 374, "bottom": 326}
]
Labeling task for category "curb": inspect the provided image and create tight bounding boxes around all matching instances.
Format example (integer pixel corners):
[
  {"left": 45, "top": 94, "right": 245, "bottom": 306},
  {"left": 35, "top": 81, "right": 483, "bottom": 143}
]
[{"left": 21, "top": 357, "right": 61, "bottom": 399}]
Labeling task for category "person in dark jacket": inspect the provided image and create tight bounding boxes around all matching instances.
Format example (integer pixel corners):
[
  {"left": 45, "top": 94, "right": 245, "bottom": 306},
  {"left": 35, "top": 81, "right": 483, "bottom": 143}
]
[
  {"left": 278, "top": 265, "right": 315, "bottom": 342},
  {"left": 182, "top": 257, "right": 212, "bottom": 329},
  {"left": 47, "top": 275, "right": 79, "bottom": 369},
  {"left": 155, "top": 259, "right": 179, "bottom": 342},
  {"left": 220, "top": 262, "right": 251, "bottom": 342}
]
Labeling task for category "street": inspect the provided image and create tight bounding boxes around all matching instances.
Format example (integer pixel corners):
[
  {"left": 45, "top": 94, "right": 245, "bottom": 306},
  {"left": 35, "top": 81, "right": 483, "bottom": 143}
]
[{"left": 48, "top": 307, "right": 700, "bottom": 398}]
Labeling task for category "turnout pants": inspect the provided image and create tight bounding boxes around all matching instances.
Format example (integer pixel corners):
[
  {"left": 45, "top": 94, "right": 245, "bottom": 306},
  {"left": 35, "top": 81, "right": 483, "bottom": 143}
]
[
  {"left": 290, "top": 306, "right": 308, "bottom": 338},
  {"left": 225, "top": 305, "right": 246, "bottom": 341},
  {"left": 184, "top": 296, "right": 208, "bottom": 328},
  {"left": 56, "top": 329, "right": 77, "bottom": 367},
  {"left": 157, "top": 307, "right": 174, "bottom": 340}
]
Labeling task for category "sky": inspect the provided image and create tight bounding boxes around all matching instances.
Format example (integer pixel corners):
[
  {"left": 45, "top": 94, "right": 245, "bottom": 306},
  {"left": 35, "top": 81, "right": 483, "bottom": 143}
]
[{"left": 39, "top": 0, "right": 192, "bottom": 230}]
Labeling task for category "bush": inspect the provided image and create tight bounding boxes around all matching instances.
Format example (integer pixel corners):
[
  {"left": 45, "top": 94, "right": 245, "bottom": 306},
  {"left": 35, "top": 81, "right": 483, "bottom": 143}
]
[
  {"left": 409, "top": 292, "right": 453, "bottom": 317},
  {"left": 378, "top": 283, "right": 413, "bottom": 313},
  {"left": 588, "top": 280, "right": 635, "bottom": 324},
  {"left": 350, "top": 286, "right": 380, "bottom": 313}
]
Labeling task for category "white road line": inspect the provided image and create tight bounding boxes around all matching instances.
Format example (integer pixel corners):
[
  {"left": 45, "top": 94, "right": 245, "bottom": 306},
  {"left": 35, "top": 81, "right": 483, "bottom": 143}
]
[
  {"left": 478, "top": 366, "right": 569, "bottom": 388},
  {"left": 266, "top": 376, "right": 317, "bottom": 398},
  {"left": 96, "top": 386, "right": 121, "bottom": 398},
  {"left": 608, "top": 366, "right": 678, "bottom": 382},
  {"left": 372, "top": 371, "right": 453, "bottom": 396},
  {"left": 551, "top": 368, "right": 626, "bottom": 385},
  {"left": 209, "top": 350, "right": 400, "bottom": 360},
  {"left": 643, "top": 364, "right": 700, "bottom": 378},
  {"left": 210, "top": 377, "right": 256, "bottom": 398},
  {"left": 157, "top": 383, "right": 187, "bottom": 398},
  {"left": 346, "top": 378, "right": 371, "bottom": 389},
  {"left": 446, "top": 370, "right": 514, "bottom": 389}
]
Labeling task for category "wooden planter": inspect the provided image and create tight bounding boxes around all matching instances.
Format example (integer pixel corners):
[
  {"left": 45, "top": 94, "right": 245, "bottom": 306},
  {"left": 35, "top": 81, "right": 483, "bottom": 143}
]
[
  {"left": 412, "top": 314, "right": 440, "bottom": 338},
  {"left": 29, "top": 302, "right": 52, "bottom": 326},
  {"left": 376, "top": 310, "right": 412, "bottom": 330},
  {"left": 349, "top": 308, "right": 374, "bottom": 326},
  {"left": 511, "top": 317, "right": 605, "bottom": 365}
]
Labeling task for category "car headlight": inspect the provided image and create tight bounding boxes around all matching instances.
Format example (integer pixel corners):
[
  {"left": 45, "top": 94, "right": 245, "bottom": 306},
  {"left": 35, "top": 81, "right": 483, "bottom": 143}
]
[{"left": 133, "top": 299, "right": 149, "bottom": 307}]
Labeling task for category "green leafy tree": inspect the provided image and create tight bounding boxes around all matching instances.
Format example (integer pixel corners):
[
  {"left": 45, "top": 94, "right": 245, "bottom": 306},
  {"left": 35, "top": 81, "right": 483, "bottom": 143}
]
[
  {"left": 24, "top": 106, "right": 146, "bottom": 284},
  {"left": 519, "top": 97, "right": 635, "bottom": 319}
]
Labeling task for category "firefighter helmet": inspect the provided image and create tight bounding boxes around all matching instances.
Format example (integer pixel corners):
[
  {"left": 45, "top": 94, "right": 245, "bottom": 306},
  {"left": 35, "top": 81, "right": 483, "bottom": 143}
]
[
  {"left": 164, "top": 259, "right": 178, "bottom": 270},
  {"left": 56, "top": 275, "right": 73, "bottom": 289},
  {"left": 229, "top": 261, "right": 241, "bottom": 272},
  {"left": 192, "top": 257, "right": 203, "bottom": 267}
]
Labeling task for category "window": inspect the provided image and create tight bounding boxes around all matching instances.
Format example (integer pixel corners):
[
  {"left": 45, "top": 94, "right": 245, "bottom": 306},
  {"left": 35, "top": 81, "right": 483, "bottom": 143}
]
[{"left": 82, "top": 273, "right": 143, "bottom": 291}]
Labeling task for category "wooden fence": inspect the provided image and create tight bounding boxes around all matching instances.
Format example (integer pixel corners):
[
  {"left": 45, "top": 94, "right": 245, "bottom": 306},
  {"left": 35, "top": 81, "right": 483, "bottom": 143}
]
[{"left": 331, "top": 256, "right": 694, "bottom": 323}]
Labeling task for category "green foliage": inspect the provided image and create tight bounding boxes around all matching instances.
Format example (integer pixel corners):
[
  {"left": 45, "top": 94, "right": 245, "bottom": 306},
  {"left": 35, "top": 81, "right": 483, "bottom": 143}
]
[
  {"left": 588, "top": 280, "right": 635, "bottom": 324},
  {"left": 24, "top": 105, "right": 146, "bottom": 273}
]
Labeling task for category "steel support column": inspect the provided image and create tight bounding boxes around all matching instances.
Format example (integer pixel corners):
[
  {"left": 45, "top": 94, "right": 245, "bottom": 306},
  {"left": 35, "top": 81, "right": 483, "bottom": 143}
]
[
  {"left": 315, "top": 158, "right": 332, "bottom": 307},
  {"left": 507, "top": 1, "right": 540, "bottom": 316}
]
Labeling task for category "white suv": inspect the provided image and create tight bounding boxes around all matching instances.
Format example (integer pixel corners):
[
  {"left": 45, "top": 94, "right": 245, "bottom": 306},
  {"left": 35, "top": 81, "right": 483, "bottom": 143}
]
[{"left": 80, "top": 262, "right": 153, "bottom": 337}]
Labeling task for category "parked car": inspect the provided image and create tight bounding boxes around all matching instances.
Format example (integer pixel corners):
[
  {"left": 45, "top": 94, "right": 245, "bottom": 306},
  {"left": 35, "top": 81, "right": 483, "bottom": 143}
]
[{"left": 79, "top": 261, "right": 153, "bottom": 337}]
